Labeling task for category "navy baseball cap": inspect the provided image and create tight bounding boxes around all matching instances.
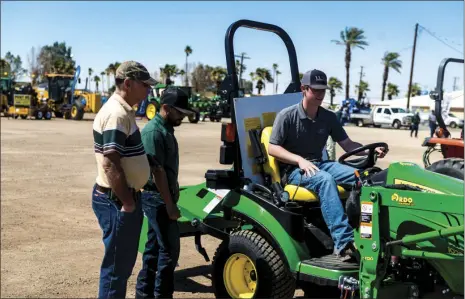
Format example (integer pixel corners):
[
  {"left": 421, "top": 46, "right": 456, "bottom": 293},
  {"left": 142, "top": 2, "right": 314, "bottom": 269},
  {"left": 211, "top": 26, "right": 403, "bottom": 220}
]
[
  {"left": 160, "top": 87, "right": 195, "bottom": 115},
  {"left": 301, "top": 69, "right": 329, "bottom": 89}
]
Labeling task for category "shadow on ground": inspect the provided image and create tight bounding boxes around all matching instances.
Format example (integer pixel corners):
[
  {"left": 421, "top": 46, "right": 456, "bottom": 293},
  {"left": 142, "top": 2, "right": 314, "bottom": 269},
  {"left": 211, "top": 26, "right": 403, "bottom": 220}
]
[{"left": 174, "top": 265, "right": 212, "bottom": 294}]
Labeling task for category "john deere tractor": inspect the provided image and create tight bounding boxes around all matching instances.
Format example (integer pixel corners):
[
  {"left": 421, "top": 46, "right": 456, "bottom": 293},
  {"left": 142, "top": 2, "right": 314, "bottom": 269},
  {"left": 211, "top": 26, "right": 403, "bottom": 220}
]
[
  {"left": 136, "top": 83, "right": 201, "bottom": 123},
  {"left": 138, "top": 20, "right": 464, "bottom": 299}
]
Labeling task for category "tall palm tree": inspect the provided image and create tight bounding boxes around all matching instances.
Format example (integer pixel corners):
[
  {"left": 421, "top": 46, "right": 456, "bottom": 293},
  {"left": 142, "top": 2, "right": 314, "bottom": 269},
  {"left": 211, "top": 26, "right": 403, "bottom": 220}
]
[
  {"left": 93, "top": 75, "right": 101, "bottom": 92},
  {"left": 328, "top": 77, "right": 343, "bottom": 106},
  {"left": 160, "top": 64, "right": 179, "bottom": 85},
  {"left": 275, "top": 70, "right": 281, "bottom": 94},
  {"left": 88, "top": 68, "right": 93, "bottom": 91},
  {"left": 387, "top": 83, "right": 399, "bottom": 100},
  {"left": 331, "top": 27, "right": 369, "bottom": 100},
  {"left": 254, "top": 68, "right": 273, "bottom": 95},
  {"left": 100, "top": 71, "right": 105, "bottom": 93},
  {"left": 406, "top": 82, "right": 422, "bottom": 98},
  {"left": 272, "top": 63, "right": 279, "bottom": 94},
  {"left": 381, "top": 52, "right": 402, "bottom": 101},
  {"left": 184, "top": 45, "right": 192, "bottom": 86}
]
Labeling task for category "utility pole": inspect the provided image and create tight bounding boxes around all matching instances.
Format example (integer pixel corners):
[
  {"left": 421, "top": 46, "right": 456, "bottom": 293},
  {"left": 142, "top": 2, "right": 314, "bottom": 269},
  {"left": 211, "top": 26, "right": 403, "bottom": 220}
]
[
  {"left": 357, "top": 66, "right": 364, "bottom": 102},
  {"left": 453, "top": 76, "right": 459, "bottom": 91},
  {"left": 407, "top": 23, "right": 419, "bottom": 111},
  {"left": 235, "top": 52, "right": 250, "bottom": 88}
]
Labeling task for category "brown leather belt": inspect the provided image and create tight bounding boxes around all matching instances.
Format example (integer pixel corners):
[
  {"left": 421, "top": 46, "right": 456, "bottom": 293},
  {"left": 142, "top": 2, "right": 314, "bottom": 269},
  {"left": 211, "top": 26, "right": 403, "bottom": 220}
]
[{"left": 95, "top": 184, "right": 111, "bottom": 193}]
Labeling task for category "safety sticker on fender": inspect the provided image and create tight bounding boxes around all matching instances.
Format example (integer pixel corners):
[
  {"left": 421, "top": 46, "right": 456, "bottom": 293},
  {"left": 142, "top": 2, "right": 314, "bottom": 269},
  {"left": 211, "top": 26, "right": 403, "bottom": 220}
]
[
  {"left": 203, "top": 196, "right": 221, "bottom": 214},
  {"left": 360, "top": 224, "right": 372, "bottom": 239}
]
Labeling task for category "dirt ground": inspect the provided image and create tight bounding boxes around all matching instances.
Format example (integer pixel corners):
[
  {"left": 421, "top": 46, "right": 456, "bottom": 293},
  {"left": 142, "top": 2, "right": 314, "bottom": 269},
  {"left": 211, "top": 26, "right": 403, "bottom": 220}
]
[{"left": 1, "top": 114, "right": 456, "bottom": 298}]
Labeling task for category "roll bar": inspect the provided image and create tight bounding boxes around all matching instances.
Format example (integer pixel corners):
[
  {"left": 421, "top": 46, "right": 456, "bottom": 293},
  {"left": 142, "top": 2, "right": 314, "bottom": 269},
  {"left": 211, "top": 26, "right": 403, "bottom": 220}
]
[
  {"left": 219, "top": 19, "right": 301, "bottom": 180},
  {"left": 429, "top": 58, "right": 464, "bottom": 134}
]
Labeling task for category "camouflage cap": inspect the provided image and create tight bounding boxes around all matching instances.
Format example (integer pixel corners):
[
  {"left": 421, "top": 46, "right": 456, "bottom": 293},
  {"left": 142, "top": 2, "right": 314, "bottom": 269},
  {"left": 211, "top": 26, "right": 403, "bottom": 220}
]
[{"left": 115, "top": 61, "right": 158, "bottom": 86}]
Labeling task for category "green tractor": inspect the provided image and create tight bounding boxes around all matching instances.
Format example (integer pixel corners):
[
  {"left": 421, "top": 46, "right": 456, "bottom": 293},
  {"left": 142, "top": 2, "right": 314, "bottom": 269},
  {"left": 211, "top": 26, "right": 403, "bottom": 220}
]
[
  {"left": 138, "top": 20, "right": 464, "bottom": 299},
  {"left": 137, "top": 83, "right": 201, "bottom": 123}
]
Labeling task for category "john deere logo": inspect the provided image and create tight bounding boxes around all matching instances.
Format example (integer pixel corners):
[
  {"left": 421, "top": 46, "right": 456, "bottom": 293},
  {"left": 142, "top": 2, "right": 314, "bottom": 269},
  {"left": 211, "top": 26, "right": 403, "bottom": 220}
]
[{"left": 391, "top": 193, "right": 414, "bottom": 205}]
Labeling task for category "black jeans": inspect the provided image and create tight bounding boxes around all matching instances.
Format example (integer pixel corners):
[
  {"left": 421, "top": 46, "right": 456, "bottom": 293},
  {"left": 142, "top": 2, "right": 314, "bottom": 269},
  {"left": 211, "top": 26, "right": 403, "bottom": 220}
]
[
  {"left": 410, "top": 124, "right": 419, "bottom": 137},
  {"left": 429, "top": 122, "right": 437, "bottom": 137},
  {"left": 136, "top": 191, "right": 180, "bottom": 299}
]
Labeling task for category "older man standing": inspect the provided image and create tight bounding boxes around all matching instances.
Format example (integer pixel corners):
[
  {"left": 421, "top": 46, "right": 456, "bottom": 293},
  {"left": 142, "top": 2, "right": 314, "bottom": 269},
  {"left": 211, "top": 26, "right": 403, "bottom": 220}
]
[{"left": 92, "top": 61, "right": 156, "bottom": 299}]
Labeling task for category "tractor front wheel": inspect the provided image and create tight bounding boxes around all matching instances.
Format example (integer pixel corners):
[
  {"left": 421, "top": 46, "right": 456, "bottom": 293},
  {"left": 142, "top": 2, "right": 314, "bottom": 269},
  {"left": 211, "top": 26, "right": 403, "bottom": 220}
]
[
  {"left": 212, "top": 230, "right": 296, "bottom": 299},
  {"left": 146, "top": 103, "right": 157, "bottom": 120},
  {"left": 426, "top": 158, "right": 464, "bottom": 180},
  {"left": 71, "top": 104, "right": 84, "bottom": 120}
]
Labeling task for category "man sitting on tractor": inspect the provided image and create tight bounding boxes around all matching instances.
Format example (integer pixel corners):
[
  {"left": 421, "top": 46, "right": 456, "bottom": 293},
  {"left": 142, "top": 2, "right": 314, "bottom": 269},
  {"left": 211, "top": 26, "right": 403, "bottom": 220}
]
[{"left": 268, "top": 69, "right": 387, "bottom": 262}]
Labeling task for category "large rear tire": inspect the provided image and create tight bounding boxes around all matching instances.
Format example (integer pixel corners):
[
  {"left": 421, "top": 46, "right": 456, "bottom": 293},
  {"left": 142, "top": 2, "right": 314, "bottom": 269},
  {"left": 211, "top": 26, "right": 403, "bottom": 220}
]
[
  {"left": 426, "top": 158, "right": 464, "bottom": 180},
  {"left": 188, "top": 108, "right": 200, "bottom": 123},
  {"left": 212, "top": 230, "right": 296, "bottom": 299}
]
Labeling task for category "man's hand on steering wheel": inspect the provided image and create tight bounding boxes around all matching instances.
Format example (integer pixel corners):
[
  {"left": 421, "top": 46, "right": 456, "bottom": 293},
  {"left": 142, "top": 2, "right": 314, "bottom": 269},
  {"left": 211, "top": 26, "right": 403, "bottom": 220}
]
[{"left": 375, "top": 147, "right": 387, "bottom": 158}]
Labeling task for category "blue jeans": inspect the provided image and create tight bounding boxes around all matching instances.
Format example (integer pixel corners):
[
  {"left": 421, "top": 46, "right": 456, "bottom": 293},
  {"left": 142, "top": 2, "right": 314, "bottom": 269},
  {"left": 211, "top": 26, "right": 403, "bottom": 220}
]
[
  {"left": 136, "top": 191, "right": 180, "bottom": 299},
  {"left": 92, "top": 184, "right": 143, "bottom": 299},
  {"left": 287, "top": 161, "right": 358, "bottom": 254}
]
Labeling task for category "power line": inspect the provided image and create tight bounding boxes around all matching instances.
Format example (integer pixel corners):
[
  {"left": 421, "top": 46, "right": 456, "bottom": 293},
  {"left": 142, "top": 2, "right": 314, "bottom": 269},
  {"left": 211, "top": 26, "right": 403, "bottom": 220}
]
[{"left": 418, "top": 25, "right": 463, "bottom": 55}]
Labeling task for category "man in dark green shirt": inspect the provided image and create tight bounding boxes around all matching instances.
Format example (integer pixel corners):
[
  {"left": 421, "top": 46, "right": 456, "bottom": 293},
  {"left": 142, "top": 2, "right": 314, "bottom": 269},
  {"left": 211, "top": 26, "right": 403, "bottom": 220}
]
[{"left": 136, "top": 87, "right": 195, "bottom": 299}]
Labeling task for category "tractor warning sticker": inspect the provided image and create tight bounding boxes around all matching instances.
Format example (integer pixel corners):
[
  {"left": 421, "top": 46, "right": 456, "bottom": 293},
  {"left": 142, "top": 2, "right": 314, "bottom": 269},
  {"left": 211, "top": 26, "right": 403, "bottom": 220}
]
[
  {"left": 360, "top": 202, "right": 373, "bottom": 239},
  {"left": 244, "top": 117, "right": 262, "bottom": 158},
  {"left": 262, "top": 112, "right": 276, "bottom": 127}
]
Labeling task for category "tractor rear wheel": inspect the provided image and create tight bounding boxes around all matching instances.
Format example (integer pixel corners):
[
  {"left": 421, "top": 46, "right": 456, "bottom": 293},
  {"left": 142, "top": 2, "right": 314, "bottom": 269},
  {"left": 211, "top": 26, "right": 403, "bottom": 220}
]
[
  {"left": 188, "top": 108, "right": 200, "bottom": 123},
  {"left": 71, "top": 104, "right": 84, "bottom": 120},
  {"left": 212, "top": 230, "right": 296, "bottom": 299},
  {"left": 426, "top": 158, "right": 464, "bottom": 180},
  {"left": 146, "top": 103, "right": 157, "bottom": 120}
]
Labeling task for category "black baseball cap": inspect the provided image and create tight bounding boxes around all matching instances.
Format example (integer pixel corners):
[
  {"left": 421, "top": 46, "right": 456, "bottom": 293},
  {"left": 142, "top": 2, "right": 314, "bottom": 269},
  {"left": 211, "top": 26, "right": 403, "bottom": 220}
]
[
  {"left": 301, "top": 69, "right": 329, "bottom": 89},
  {"left": 160, "top": 87, "right": 195, "bottom": 115}
]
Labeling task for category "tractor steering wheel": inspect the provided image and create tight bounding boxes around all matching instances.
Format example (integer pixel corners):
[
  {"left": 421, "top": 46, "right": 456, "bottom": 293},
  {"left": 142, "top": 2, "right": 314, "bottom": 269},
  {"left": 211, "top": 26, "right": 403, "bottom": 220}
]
[{"left": 338, "top": 142, "right": 389, "bottom": 169}]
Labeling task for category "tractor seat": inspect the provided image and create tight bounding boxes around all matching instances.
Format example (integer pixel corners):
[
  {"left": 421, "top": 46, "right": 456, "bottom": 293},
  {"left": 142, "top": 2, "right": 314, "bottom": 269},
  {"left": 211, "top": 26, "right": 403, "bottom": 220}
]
[{"left": 260, "top": 126, "right": 350, "bottom": 202}]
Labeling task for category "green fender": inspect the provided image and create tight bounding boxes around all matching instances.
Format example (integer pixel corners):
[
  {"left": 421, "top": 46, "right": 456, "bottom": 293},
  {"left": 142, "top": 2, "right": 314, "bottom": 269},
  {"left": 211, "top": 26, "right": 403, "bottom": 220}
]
[{"left": 223, "top": 191, "right": 310, "bottom": 272}]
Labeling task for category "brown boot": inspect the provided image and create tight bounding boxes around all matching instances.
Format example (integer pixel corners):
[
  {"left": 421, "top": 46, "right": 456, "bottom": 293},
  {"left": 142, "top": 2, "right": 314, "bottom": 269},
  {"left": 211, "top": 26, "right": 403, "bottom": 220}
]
[{"left": 337, "top": 242, "right": 360, "bottom": 263}]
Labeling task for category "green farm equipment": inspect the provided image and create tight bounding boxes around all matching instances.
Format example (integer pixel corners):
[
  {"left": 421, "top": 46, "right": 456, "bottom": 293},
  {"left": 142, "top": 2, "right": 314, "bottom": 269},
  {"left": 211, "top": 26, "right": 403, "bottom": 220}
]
[
  {"left": 137, "top": 83, "right": 201, "bottom": 123},
  {"left": 138, "top": 20, "right": 464, "bottom": 299}
]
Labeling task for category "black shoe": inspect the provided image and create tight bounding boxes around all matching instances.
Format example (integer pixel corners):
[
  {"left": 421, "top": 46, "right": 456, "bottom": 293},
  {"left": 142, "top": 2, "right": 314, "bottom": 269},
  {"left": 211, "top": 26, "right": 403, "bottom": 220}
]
[{"left": 336, "top": 242, "right": 360, "bottom": 263}]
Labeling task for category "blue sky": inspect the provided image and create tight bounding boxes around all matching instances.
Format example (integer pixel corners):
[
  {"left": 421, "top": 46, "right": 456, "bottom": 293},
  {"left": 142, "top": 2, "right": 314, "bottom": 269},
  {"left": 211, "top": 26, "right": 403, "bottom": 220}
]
[{"left": 1, "top": 1, "right": 463, "bottom": 104}]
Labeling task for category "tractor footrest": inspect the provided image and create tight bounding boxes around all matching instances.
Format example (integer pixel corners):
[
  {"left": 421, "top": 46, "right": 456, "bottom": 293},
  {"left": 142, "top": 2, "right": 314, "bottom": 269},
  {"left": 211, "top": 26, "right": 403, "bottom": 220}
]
[{"left": 302, "top": 255, "right": 359, "bottom": 271}]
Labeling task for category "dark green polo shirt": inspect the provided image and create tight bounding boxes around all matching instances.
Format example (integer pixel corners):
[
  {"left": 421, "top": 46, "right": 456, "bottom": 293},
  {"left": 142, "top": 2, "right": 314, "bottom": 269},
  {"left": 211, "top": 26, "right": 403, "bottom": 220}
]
[{"left": 141, "top": 113, "right": 179, "bottom": 202}]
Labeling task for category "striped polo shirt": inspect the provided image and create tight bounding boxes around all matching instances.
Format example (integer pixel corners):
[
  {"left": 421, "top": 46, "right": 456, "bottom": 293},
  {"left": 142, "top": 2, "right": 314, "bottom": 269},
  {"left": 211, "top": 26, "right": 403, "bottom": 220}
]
[{"left": 93, "top": 93, "right": 150, "bottom": 191}]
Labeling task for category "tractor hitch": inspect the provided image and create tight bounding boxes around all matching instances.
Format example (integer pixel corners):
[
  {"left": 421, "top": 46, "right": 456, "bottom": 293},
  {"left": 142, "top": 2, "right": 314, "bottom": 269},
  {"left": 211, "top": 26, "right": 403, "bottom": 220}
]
[{"left": 194, "top": 232, "right": 210, "bottom": 262}]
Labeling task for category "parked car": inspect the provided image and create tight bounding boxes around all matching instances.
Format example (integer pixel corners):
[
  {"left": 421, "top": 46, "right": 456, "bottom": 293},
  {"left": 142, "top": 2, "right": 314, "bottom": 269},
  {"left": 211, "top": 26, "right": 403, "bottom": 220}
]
[
  {"left": 444, "top": 113, "right": 464, "bottom": 128},
  {"left": 350, "top": 106, "right": 413, "bottom": 129}
]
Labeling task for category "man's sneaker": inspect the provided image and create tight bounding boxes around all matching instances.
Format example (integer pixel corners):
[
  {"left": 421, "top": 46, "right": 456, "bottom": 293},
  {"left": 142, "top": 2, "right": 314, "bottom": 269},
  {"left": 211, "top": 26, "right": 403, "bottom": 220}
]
[{"left": 336, "top": 242, "right": 360, "bottom": 263}]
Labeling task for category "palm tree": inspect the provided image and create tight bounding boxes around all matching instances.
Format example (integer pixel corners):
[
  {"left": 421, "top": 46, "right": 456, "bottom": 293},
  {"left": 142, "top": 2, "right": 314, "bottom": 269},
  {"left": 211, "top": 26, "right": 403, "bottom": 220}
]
[
  {"left": 272, "top": 63, "right": 279, "bottom": 94},
  {"left": 210, "top": 66, "right": 227, "bottom": 92},
  {"left": 160, "top": 64, "right": 179, "bottom": 85},
  {"left": 355, "top": 80, "right": 370, "bottom": 101},
  {"left": 381, "top": 52, "right": 402, "bottom": 101},
  {"left": 328, "top": 77, "right": 343, "bottom": 106},
  {"left": 100, "top": 71, "right": 105, "bottom": 93},
  {"left": 387, "top": 83, "right": 399, "bottom": 100},
  {"left": 331, "top": 27, "right": 369, "bottom": 100},
  {"left": 254, "top": 68, "right": 273, "bottom": 95},
  {"left": 93, "top": 75, "right": 101, "bottom": 92},
  {"left": 406, "top": 82, "right": 422, "bottom": 98},
  {"left": 249, "top": 72, "right": 255, "bottom": 94},
  {"left": 184, "top": 45, "right": 192, "bottom": 86},
  {"left": 299, "top": 72, "right": 304, "bottom": 81},
  {"left": 275, "top": 70, "right": 281, "bottom": 94},
  {"left": 88, "top": 68, "right": 93, "bottom": 91}
]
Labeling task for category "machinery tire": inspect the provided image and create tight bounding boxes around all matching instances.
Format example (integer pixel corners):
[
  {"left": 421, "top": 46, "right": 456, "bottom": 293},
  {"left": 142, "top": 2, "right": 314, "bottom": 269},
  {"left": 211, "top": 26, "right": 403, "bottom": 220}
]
[
  {"left": 393, "top": 120, "right": 401, "bottom": 129},
  {"left": 146, "top": 103, "right": 157, "bottom": 120},
  {"left": 188, "top": 108, "right": 200, "bottom": 123},
  {"left": 426, "top": 158, "right": 464, "bottom": 180},
  {"left": 71, "top": 104, "right": 84, "bottom": 120},
  {"left": 212, "top": 230, "right": 296, "bottom": 299},
  {"left": 450, "top": 122, "right": 457, "bottom": 128},
  {"left": 44, "top": 111, "right": 52, "bottom": 120}
]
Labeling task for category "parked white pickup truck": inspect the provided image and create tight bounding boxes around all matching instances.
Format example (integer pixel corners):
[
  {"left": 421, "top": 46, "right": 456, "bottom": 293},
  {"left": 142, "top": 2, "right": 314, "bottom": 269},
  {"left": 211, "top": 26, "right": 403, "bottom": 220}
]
[{"left": 350, "top": 106, "right": 414, "bottom": 129}]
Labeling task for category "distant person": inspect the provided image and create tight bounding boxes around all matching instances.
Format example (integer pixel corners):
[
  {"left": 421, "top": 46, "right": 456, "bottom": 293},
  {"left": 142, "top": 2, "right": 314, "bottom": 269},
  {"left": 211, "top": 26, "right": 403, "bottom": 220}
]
[
  {"left": 92, "top": 61, "right": 156, "bottom": 299},
  {"left": 410, "top": 111, "right": 421, "bottom": 138},
  {"left": 136, "top": 87, "right": 195, "bottom": 299},
  {"left": 428, "top": 110, "right": 438, "bottom": 137}
]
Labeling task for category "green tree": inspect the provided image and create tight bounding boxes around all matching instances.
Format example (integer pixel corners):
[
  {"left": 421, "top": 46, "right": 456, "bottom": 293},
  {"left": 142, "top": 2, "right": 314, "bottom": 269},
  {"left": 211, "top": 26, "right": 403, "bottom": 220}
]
[
  {"left": 160, "top": 64, "right": 180, "bottom": 85},
  {"left": 249, "top": 72, "right": 255, "bottom": 94},
  {"left": 184, "top": 45, "right": 192, "bottom": 86},
  {"left": 328, "top": 77, "right": 343, "bottom": 106},
  {"left": 355, "top": 80, "right": 370, "bottom": 101},
  {"left": 272, "top": 63, "right": 279, "bottom": 94},
  {"left": 88, "top": 68, "right": 93, "bottom": 91},
  {"left": 93, "top": 75, "right": 101, "bottom": 92},
  {"left": 37, "top": 42, "right": 76, "bottom": 80},
  {"left": 100, "top": 71, "right": 105, "bottom": 92},
  {"left": 331, "top": 27, "right": 369, "bottom": 100},
  {"left": 406, "top": 83, "right": 422, "bottom": 98},
  {"left": 387, "top": 83, "right": 399, "bottom": 100},
  {"left": 210, "top": 66, "right": 227, "bottom": 92},
  {"left": 381, "top": 52, "right": 402, "bottom": 101},
  {"left": 3, "top": 51, "right": 26, "bottom": 80},
  {"left": 191, "top": 63, "right": 215, "bottom": 92},
  {"left": 254, "top": 68, "right": 273, "bottom": 95},
  {"left": 299, "top": 72, "right": 304, "bottom": 81}
]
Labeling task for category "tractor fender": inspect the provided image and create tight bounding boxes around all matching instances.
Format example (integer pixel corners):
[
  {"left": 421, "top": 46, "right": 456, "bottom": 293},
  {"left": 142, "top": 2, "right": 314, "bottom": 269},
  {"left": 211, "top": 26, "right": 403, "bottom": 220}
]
[{"left": 225, "top": 190, "right": 310, "bottom": 272}]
